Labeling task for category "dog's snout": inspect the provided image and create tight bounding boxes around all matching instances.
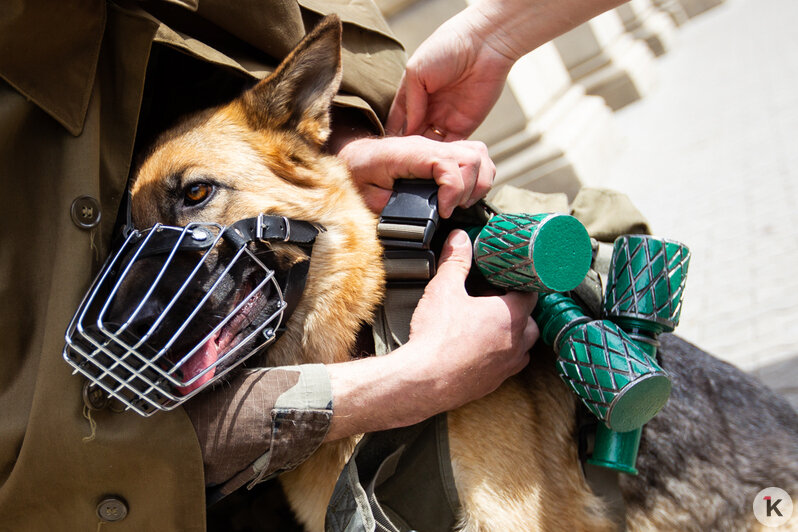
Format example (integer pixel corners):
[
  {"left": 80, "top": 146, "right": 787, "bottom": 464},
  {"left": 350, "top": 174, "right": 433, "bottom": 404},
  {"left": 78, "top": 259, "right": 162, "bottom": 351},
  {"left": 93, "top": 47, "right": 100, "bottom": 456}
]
[{"left": 105, "top": 299, "right": 165, "bottom": 339}]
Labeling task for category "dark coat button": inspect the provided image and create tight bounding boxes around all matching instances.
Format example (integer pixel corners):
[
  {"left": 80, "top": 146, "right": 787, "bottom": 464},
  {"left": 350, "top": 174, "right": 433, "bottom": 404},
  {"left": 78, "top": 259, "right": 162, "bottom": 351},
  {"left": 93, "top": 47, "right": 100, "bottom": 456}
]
[
  {"left": 71, "top": 196, "right": 102, "bottom": 229},
  {"left": 97, "top": 496, "right": 128, "bottom": 522},
  {"left": 82, "top": 381, "right": 110, "bottom": 411}
]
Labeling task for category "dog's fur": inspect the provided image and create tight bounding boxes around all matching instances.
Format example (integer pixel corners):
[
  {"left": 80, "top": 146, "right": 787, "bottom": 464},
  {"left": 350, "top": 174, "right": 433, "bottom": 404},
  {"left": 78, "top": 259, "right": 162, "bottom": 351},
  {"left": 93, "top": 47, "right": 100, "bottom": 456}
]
[{"left": 130, "top": 16, "right": 798, "bottom": 532}]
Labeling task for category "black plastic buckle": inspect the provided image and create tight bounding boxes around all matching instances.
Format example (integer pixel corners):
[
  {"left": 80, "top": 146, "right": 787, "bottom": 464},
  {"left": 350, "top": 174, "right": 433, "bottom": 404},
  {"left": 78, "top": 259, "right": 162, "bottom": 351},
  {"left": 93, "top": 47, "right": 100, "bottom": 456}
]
[
  {"left": 378, "top": 180, "right": 439, "bottom": 250},
  {"left": 378, "top": 180, "right": 440, "bottom": 284}
]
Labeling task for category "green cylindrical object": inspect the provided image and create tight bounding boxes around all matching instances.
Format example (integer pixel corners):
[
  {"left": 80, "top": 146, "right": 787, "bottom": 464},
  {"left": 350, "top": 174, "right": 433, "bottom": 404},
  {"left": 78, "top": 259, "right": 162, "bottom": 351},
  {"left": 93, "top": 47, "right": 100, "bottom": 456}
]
[
  {"left": 558, "top": 320, "right": 671, "bottom": 432},
  {"left": 533, "top": 292, "right": 591, "bottom": 349},
  {"left": 604, "top": 235, "right": 691, "bottom": 334},
  {"left": 589, "top": 335, "right": 658, "bottom": 475},
  {"left": 588, "top": 425, "right": 642, "bottom": 475},
  {"left": 535, "top": 294, "right": 672, "bottom": 433},
  {"left": 591, "top": 235, "right": 690, "bottom": 474},
  {"left": 473, "top": 213, "right": 592, "bottom": 293}
]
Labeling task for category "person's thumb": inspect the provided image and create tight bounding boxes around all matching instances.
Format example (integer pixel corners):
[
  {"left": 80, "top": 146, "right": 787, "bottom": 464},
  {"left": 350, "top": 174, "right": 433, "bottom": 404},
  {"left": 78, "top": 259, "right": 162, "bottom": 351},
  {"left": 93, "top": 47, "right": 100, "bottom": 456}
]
[
  {"left": 433, "top": 229, "right": 473, "bottom": 285},
  {"left": 385, "top": 72, "right": 407, "bottom": 137},
  {"left": 386, "top": 83, "right": 407, "bottom": 136}
]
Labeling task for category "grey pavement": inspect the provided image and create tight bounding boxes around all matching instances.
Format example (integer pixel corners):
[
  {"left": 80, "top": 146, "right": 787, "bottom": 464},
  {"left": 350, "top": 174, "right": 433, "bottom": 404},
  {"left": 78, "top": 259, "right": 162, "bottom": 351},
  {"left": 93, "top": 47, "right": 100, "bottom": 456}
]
[{"left": 600, "top": 0, "right": 798, "bottom": 407}]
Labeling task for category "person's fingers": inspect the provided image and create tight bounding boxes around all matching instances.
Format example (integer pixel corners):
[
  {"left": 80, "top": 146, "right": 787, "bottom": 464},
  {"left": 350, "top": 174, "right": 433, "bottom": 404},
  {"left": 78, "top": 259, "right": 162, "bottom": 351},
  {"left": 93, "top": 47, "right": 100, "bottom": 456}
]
[
  {"left": 402, "top": 70, "right": 430, "bottom": 137},
  {"left": 343, "top": 136, "right": 494, "bottom": 217},
  {"left": 433, "top": 159, "right": 467, "bottom": 219},
  {"left": 386, "top": 74, "right": 408, "bottom": 136},
  {"left": 432, "top": 229, "right": 473, "bottom": 285},
  {"left": 467, "top": 142, "right": 495, "bottom": 206},
  {"left": 359, "top": 186, "right": 393, "bottom": 215},
  {"left": 455, "top": 148, "right": 480, "bottom": 208},
  {"left": 523, "top": 316, "right": 540, "bottom": 348},
  {"left": 432, "top": 141, "right": 494, "bottom": 216},
  {"left": 500, "top": 290, "right": 539, "bottom": 322}
]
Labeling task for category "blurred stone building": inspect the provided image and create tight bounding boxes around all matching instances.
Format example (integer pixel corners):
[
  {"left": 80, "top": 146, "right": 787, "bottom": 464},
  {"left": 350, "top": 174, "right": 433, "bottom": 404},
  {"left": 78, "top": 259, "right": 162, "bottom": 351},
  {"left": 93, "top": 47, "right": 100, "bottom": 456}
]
[{"left": 374, "top": 0, "right": 725, "bottom": 200}]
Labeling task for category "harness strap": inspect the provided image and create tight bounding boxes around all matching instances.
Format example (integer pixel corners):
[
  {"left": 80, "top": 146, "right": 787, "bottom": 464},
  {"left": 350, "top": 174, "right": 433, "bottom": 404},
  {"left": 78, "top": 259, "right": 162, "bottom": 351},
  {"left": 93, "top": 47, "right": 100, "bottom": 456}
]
[
  {"left": 326, "top": 181, "right": 460, "bottom": 532},
  {"left": 374, "top": 179, "right": 440, "bottom": 351}
]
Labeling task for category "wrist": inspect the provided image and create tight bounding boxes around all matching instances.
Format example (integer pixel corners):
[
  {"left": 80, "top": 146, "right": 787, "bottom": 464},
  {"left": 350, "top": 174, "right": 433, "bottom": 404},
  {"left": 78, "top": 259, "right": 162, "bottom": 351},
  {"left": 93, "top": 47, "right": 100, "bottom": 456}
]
[
  {"left": 468, "top": 0, "right": 536, "bottom": 62},
  {"left": 471, "top": 0, "right": 627, "bottom": 61},
  {"left": 325, "top": 345, "right": 441, "bottom": 441}
]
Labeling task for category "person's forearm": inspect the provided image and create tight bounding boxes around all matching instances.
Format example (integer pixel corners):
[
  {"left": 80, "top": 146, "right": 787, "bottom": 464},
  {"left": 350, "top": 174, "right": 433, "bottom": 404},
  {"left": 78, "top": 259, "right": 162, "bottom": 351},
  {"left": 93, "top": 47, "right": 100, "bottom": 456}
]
[
  {"left": 469, "top": 0, "right": 627, "bottom": 61},
  {"left": 324, "top": 341, "right": 447, "bottom": 442}
]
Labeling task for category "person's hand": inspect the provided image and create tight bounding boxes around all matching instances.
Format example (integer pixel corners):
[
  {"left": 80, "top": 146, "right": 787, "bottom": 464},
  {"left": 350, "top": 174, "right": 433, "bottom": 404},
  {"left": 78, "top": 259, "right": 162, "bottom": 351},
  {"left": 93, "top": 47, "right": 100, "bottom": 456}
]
[
  {"left": 405, "top": 229, "right": 538, "bottom": 408},
  {"left": 385, "top": 9, "right": 517, "bottom": 141},
  {"left": 386, "top": 0, "right": 626, "bottom": 141},
  {"left": 325, "top": 229, "right": 538, "bottom": 441},
  {"left": 336, "top": 135, "right": 495, "bottom": 218}
]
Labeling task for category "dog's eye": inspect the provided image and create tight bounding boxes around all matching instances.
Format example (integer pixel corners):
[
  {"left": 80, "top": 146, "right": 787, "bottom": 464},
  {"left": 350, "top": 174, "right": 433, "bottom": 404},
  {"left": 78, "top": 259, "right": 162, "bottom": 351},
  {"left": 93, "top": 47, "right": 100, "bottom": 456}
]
[{"left": 184, "top": 183, "right": 213, "bottom": 207}]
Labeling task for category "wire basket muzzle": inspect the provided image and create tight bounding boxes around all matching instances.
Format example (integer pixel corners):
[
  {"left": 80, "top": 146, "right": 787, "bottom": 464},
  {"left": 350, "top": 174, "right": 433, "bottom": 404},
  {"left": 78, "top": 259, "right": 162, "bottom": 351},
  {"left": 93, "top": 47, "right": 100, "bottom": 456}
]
[{"left": 63, "top": 222, "right": 287, "bottom": 416}]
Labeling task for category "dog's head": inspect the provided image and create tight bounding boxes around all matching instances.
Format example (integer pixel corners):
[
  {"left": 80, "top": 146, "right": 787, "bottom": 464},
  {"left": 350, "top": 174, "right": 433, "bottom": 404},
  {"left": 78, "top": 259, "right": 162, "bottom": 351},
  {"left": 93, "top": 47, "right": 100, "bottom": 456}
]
[{"left": 64, "top": 15, "right": 385, "bottom": 413}]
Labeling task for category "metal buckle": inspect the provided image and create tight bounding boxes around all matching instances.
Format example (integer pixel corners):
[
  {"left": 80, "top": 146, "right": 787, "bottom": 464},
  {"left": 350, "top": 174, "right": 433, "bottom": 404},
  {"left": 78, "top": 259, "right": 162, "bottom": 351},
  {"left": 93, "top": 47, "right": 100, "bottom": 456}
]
[
  {"left": 282, "top": 216, "right": 291, "bottom": 242},
  {"left": 256, "top": 213, "right": 292, "bottom": 242},
  {"left": 256, "top": 213, "right": 266, "bottom": 240}
]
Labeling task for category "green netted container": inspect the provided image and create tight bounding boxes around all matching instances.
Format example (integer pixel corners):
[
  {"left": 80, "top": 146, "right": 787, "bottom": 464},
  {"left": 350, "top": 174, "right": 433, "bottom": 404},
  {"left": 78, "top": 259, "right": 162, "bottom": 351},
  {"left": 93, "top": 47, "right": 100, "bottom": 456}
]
[
  {"left": 534, "top": 294, "right": 672, "bottom": 433},
  {"left": 589, "top": 234, "right": 690, "bottom": 474}
]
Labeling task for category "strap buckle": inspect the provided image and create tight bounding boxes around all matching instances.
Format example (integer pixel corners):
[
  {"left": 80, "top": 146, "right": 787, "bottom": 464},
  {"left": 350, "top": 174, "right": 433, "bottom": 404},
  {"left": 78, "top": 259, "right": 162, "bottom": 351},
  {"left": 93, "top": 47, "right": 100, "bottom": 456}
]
[
  {"left": 378, "top": 180, "right": 440, "bottom": 284},
  {"left": 378, "top": 180, "right": 439, "bottom": 250},
  {"left": 256, "top": 213, "right": 292, "bottom": 242}
]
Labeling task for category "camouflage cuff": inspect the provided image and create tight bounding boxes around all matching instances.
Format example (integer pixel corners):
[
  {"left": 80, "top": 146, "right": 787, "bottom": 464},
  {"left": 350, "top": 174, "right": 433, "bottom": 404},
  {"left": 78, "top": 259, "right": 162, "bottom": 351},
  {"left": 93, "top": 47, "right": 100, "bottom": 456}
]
[
  {"left": 273, "top": 362, "right": 333, "bottom": 411},
  {"left": 249, "top": 364, "right": 333, "bottom": 485},
  {"left": 185, "top": 364, "right": 333, "bottom": 496}
]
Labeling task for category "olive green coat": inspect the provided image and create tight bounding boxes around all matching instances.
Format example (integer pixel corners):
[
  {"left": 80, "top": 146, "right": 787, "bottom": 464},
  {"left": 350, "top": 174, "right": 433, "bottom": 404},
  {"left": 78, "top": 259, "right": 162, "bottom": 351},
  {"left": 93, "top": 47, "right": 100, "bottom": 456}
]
[{"left": 0, "top": 1, "right": 404, "bottom": 529}]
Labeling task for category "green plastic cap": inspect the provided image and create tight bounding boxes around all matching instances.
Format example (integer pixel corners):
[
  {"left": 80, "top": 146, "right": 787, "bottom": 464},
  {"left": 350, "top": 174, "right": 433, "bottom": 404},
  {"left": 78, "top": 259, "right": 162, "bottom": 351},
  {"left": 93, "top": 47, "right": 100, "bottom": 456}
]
[{"left": 474, "top": 213, "right": 592, "bottom": 293}]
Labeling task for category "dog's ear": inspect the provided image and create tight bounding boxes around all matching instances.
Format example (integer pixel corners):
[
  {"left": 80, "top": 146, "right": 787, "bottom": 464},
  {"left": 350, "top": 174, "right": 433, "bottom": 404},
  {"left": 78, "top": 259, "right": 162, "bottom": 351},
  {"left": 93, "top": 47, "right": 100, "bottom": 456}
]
[{"left": 241, "top": 15, "right": 343, "bottom": 146}]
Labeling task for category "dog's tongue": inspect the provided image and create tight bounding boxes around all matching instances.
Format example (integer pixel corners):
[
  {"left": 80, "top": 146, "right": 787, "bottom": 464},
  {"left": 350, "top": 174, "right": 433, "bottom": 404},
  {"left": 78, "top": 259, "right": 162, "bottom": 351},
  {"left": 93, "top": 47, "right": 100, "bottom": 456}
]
[{"left": 177, "top": 336, "right": 218, "bottom": 395}]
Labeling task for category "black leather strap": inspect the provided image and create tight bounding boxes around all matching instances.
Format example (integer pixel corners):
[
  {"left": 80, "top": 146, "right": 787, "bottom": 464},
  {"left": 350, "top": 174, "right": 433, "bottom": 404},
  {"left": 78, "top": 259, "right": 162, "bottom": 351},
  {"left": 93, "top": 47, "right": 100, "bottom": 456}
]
[{"left": 226, "top": 214, "right": 322, "bottom": 248}]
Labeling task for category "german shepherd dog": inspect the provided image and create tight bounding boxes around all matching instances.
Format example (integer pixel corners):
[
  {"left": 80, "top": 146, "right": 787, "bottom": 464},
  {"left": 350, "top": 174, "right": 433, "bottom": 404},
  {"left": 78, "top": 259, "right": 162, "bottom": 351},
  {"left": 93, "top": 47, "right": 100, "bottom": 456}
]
[{"left": 128, "top": 15, "right": 798, "bottom": 532}]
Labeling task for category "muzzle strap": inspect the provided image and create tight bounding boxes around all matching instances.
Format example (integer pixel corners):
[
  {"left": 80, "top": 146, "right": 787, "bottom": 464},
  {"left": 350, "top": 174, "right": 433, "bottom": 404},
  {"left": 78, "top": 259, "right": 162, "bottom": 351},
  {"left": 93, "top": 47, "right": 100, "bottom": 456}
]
[{"left": 226, "top": 215, "right": 322, "bottom": 249}]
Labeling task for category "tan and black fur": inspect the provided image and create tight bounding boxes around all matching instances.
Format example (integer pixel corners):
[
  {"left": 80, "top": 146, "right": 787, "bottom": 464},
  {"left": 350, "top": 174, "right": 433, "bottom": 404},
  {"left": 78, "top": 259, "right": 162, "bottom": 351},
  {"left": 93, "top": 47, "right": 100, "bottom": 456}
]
[{"left": 130, "top": 15, "right": 798, "bottom": 532}]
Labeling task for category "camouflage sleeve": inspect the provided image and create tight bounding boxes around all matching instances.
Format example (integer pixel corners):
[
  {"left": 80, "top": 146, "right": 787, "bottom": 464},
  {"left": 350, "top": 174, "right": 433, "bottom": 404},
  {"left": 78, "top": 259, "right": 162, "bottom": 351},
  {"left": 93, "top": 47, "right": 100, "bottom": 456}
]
[{"left": 183, "top": 364, "right": 333, "bottom": 501}]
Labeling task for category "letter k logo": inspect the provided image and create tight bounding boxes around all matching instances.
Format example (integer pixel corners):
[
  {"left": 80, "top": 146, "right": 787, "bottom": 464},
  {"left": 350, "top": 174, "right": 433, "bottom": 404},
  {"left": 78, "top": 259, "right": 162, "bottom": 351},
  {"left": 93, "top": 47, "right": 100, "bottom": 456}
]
[
  {"left": 764, "top": 496, "right": 783, "bottom": 517},
  {"left": 754, "top": 488, "right": 793, "bottom": 527}
]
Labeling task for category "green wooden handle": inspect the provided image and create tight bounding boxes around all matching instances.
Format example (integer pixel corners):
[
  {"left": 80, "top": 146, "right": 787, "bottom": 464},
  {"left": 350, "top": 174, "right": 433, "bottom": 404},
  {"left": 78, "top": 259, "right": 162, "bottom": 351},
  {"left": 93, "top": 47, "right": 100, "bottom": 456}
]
[{"left": 588, "top": 425, "right": 642, "bottom": 475}]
